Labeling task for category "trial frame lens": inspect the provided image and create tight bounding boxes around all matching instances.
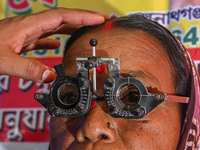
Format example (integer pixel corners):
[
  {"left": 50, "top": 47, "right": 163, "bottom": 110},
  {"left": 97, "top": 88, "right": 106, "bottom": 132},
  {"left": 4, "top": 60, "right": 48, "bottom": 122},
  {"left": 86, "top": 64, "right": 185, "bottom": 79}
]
[
  {"left": 118, "top": 84, "right": 140, "bottom": 106},
  {"left": 57, "top": 83, "right": 79, "bottom": 106}
]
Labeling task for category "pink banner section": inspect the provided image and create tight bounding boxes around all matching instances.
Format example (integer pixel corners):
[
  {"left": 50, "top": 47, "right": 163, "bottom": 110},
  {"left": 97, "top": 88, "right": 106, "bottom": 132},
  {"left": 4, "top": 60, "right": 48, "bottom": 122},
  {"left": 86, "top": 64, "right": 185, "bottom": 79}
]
[
  {"left": 188, "top": 48, "right": 200, "bottom": 60},
  {"left": 188, "top": 48, "right": 200, "bottom": 75},
  {"left": 0, "top": 57, "right": 62, "bottom": 142},
  {"left": 0, "top": 108, "right": 50, "bottom": 142}
]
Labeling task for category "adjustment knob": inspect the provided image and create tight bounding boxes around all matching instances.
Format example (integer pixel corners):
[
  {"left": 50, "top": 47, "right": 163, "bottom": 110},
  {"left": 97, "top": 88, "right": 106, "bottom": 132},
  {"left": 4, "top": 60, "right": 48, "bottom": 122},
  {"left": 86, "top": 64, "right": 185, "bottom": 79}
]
[{"left": 89, "top": 38, "right": 98, "bottom": 46}]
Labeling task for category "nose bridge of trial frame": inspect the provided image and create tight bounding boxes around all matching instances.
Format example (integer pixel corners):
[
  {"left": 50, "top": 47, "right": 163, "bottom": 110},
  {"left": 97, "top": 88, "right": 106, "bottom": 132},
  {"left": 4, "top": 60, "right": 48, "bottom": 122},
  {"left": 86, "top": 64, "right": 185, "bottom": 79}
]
[{"left": 76, "top": 38, "right": 120, "bottom": 99}]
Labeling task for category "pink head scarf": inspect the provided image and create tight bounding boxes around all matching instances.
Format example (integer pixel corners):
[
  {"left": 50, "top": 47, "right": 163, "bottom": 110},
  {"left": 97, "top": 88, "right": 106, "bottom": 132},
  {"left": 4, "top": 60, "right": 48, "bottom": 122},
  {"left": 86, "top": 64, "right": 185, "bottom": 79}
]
[{"left": 174, "top": 36, "right": 200, "bottom": 149}]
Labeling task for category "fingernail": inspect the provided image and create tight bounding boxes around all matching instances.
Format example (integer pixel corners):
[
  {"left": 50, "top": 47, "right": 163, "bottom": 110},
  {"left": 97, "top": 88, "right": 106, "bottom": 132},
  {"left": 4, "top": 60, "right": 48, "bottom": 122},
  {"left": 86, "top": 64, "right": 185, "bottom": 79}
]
[
  {"left": 42, "top": 69, "right": 55, "bottom": 83},
  {"left": 94, "top": 16, "right": 106, "bottom": 24}
]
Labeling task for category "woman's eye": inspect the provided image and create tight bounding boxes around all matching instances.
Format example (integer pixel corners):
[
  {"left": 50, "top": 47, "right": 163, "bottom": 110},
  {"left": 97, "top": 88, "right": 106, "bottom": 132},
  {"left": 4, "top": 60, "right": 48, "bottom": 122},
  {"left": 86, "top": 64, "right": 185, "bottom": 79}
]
[
  {"left": 119, "top": 85, "right": 140, "bottom": 105},
  {"left": 59, "top": 92, "right": 79, "bottom": 106},
  {"left": 58, "top": 83, "right": 80, "bottom": 106}
]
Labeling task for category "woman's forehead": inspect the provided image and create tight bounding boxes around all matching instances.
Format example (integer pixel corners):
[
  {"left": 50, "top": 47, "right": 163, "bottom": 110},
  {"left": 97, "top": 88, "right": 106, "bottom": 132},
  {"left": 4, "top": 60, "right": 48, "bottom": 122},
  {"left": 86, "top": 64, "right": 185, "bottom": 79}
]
[
  {"left": 63, "top": 28, "right": 176, "bottom": 94},
  {"left": 64, "top": 28, "right": 170, "bottom": 69},
  {"left": 66, "top": 28, "right": 166, "bottom": 55}
]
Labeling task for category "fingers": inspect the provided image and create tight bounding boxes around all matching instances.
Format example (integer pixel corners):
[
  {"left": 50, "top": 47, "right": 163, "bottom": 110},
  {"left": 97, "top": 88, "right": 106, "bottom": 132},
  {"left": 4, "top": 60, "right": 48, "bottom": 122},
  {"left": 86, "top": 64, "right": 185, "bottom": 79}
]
[
  {"left": 0, "top": 52, "right": 56, "bottom": 83},
  {"left": 44, "top": 8, "right": 109, "bottom": 25},
  {"left": 51, "top": 24, "right": 82, "bottom": 35},
  {"left": 32, "top": 38, "right": 61, "bottom": 50},
  {"left": 21, "top": 38, "right": 61, "bottom": 53},
  {"left": 34, "top": 24, "right": 82, "bottom": 40},
  {"left": 0, "top": 8, "right": 109, "bottom": 83},
  {"left": 23, "top": 24, "right": 81, "bottom": 52},
  {"left": 23, "top": 8, "right": 108, "bottom": 37},
  {"left": 11, "top": 8, "right": 108, "bottom": 54}
]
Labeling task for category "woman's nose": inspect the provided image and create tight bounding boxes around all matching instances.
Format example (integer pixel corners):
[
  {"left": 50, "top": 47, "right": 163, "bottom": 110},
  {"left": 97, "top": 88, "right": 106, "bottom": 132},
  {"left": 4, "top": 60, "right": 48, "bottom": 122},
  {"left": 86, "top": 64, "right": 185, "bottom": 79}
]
[{"left": 76, "top": 101, "right": 117, "bottom": 143}]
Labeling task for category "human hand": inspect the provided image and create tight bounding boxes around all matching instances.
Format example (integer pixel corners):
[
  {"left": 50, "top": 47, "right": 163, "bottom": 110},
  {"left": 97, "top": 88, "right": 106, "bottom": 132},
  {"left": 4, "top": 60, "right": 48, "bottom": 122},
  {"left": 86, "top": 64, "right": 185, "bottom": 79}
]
[{"left": 0, "top": 8, "right": 108, "bottom": 83}]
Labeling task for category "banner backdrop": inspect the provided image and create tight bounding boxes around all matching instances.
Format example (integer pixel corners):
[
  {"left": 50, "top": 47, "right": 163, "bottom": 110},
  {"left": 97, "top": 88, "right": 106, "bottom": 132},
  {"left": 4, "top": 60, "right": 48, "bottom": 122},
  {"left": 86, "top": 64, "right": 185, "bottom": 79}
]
[{"left": 0, "top": 0, "right": 200, "bottom": 149}]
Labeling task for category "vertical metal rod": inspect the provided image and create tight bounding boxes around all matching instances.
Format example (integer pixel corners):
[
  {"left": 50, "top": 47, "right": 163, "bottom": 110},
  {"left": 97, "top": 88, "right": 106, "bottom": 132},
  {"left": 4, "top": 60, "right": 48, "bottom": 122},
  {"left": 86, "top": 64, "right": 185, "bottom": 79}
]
[
  {"left": 90, "top": 38, "right": 98, "bottom": 97},
  {"left": 92, "top": 47, "right": 95, "bottom": 56},
  {"left": 92, "top": 46, "right": 97, "bottom": 95}
]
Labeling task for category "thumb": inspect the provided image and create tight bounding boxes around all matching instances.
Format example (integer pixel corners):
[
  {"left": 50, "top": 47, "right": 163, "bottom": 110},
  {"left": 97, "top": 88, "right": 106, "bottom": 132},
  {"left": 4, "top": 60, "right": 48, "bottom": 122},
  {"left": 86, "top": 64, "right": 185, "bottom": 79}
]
[{"left": 0, "top": 54, "right": 56, "bottom": 83}]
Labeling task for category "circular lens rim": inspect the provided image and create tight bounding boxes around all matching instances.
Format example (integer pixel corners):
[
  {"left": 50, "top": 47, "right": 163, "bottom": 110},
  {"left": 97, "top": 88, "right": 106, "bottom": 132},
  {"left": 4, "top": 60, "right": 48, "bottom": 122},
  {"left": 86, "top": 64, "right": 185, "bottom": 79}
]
[
  {"left": 57, "top": 82, "right": 80, "bottom": 107},
  {"left": 51, "top": 76, "right": 81, "bottom": 109},
  {"left": 116, "top": 83, "right": 141, "bottom": 110}
]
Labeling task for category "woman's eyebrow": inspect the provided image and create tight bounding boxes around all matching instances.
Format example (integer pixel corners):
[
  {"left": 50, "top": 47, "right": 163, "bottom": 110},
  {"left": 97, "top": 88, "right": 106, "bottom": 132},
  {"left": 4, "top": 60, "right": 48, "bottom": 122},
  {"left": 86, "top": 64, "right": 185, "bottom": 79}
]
[
  {"left": 120, "top": 70, "right": 148, "bottom": 77},
  {"left": 120, "top": 70, "right": 161, "bottom": 94},
  {"left": 120, "top": 70, "right": 158, "bottom": 83}
]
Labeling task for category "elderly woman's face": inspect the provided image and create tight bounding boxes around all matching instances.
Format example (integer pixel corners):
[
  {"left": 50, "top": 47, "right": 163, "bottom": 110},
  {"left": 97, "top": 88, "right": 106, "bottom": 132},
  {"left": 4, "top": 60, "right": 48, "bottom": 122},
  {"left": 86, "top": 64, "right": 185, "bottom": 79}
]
[{"left": 49, "top": 28, "right": 181, "bottom": 150}]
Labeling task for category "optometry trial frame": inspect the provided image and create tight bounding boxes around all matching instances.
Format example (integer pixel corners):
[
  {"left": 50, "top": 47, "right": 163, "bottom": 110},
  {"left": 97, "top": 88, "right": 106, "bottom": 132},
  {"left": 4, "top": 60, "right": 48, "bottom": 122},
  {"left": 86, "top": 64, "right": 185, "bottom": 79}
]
[{"left": 34, "top": 38, "right": 189, "bottom": 119}]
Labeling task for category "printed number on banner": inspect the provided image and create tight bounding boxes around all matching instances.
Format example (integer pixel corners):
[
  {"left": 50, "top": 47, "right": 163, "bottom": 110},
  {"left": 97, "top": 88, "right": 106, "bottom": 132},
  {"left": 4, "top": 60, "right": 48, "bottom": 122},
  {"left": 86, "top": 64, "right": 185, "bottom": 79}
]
[{"left": 172, "top": 26, "right": 199, "bottom": 47}]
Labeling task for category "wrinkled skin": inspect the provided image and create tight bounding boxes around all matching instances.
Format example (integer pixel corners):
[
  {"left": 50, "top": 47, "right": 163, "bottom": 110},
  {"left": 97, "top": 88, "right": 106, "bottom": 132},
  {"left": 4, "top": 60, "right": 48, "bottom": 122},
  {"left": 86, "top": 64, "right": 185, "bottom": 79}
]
[{"left": 49, "top": 28, "right": 181, "bottom": 150}]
